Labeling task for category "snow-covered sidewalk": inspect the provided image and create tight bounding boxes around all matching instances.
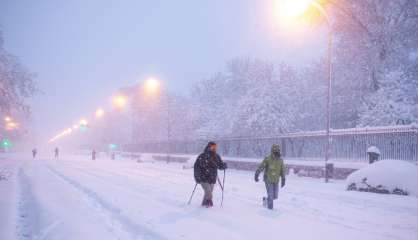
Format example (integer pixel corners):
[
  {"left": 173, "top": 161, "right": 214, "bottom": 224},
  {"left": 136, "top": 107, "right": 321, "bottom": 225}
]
[
  {"left": 1, "top": 154, "right": 417, "bottom": 240},
  {"left": 147, "top": 152, "right": 368, "bottom": 169}
]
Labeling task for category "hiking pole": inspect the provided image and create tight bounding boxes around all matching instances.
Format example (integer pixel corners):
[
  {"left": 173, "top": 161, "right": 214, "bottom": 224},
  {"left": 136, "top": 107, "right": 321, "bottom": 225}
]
[
  {"left": 221, "top": 169, "right": 226, "bottom": 206},
  {"left": 187, "top": 183, "right": 198, "bottom": 205},
  {"left": 217, "top": 176, "right": 224, "bottom": 191}
]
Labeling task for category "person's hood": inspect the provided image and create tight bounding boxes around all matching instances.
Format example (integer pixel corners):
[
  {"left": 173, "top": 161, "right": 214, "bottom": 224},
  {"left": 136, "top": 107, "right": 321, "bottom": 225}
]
[
  {"left": 204, "top": 145, "right": 211, "bottom": 153},
  {"left": 204, "top": 142, "right": 216, "bottom": 154},
  {"left": 271, "top": 144, "right": 281, "bottom": 157}
]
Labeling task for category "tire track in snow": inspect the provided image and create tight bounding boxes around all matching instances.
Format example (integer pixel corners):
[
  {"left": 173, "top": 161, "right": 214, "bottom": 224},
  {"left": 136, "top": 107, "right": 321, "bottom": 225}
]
[
  {"left": 49, "top": 162, "right": 249, "bottom": 239},
  {"left": 47, "top": 166, "right": 168, "bottom": 240},
  {"left": 16, "top": 166, "right": 41, "bottom": 240},
  {"left": 56, "top": 163, "right": 187, "bottom": 208}
]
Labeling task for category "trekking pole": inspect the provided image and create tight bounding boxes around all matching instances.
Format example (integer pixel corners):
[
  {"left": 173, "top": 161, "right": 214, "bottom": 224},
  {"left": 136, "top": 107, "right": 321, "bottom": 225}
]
[
  {"left": 217, "top": 176, "right": 224, "bottom": 191},
  {"left": 221, "top": 169, "right": 226, "bottom": 206},
  {"left": 187, "top": 183, "right": 198, "bottom": 205}
]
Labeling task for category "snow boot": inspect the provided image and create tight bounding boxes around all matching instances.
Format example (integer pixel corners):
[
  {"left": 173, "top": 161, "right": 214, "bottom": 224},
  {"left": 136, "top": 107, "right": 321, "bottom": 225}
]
[
  {"left": 262, "top": 197, "right": 267, "bottom": 208},
  {"left": 267, "top": 199, "right": 274, "bottom": 210},
  {"left": 207, "top": 199, "right": 213, "bottom": 208}
]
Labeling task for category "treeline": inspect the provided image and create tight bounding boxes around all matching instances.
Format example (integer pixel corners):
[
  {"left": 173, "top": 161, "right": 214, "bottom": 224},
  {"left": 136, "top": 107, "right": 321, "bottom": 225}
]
[{"left": 105, "top": 0, "right": 418, "bottom": 143}]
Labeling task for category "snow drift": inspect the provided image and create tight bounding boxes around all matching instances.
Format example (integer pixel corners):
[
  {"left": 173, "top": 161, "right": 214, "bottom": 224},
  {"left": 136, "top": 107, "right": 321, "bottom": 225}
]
[{"left": 346, "top": 160, "right": 418, "bottom": 197}]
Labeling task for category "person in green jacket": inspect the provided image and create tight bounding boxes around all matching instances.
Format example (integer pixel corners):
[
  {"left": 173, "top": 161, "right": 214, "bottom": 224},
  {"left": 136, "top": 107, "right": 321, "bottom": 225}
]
[{"left": 254, "top": 144, "right": 286, "bottom": 210}]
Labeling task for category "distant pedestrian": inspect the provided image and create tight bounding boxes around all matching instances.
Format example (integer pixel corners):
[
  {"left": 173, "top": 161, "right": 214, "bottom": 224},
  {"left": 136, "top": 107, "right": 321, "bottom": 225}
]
[
  {"left": 194, "top": 142, "right": 227, "bottom": 208},
  {"left": 92, "top": 149, "right": 96, "bottom": 160},
  {"left": 54, "top": 147, "right": 59, "bottom": 159},
  {"left": 255, "top": 144, "right": 286, "bottom": 210},
  {"left": 32, "top": 148, "right": 37, "bottom": 159}
]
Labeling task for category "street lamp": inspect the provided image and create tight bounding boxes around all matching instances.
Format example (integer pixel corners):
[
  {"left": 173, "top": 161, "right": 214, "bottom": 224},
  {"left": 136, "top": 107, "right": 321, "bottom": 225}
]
[
  {"left": 5, "top": 121, "right": 19, "bottom": 131},
  {"left": 140, "top": 77, "right": 172, "bottom": 162},
  {"left": 79, "top": 118, "right": 88, "bottom": 132},
  {"left": 144, "top": 77, "right": 161, "bottom": 94},
  {"left": 80, "top": 119, "right": 88, "bottom": 126},
  {"left": 95, "top": 108, "right": 105, "bottom": 118},
  {"left": 277, "top": 0, "right": 333, "bottom": 182},
  {"left": 277, "top": 0, "right": 313, "bottom": 19},
  {"left": 112, "top": 95, "right": 128, "bottom": 109}
]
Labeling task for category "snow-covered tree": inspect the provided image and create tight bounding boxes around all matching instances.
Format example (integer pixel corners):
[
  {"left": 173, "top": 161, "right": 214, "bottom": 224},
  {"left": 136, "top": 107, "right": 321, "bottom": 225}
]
[
  {"left": 0, "top": 31, "right": 36, "bottom": 116},
  {"left": 192, "top": 58, "right": 318, "bottom": 138},
  {"left": 358, "top": 69, "right": 417, "bottom": 126},
  {"left": 329, "top": 0, "right": 418, "bottom": 126}
]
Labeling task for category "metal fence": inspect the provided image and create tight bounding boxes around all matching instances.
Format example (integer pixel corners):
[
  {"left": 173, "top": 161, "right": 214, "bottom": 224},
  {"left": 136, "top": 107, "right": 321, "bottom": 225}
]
[{"left": 129, "top": 125, "right": 418, "bottom": 163}]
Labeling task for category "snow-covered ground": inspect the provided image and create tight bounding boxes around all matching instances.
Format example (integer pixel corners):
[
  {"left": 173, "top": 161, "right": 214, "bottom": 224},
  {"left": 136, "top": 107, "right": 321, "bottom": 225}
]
[{"left": 1, "top": 153, "right": 418, "bottom": 240}]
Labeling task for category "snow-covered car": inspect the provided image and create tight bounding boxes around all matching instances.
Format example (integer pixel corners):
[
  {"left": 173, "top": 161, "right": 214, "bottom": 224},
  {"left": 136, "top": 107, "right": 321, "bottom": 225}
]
[{"left": 346, "top": 160, "right": 418, "bottom": 197}]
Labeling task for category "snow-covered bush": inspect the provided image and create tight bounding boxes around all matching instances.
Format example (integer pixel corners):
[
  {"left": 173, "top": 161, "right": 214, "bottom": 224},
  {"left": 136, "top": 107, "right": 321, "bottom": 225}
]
[{"left": 346, "top": 160, "right": 418, "bottom": 197}]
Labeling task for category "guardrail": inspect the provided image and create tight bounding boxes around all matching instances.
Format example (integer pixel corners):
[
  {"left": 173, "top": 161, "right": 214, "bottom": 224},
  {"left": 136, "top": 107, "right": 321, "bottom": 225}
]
[{"left": 128, "top": 125, "right": 418, "bottom": 163}]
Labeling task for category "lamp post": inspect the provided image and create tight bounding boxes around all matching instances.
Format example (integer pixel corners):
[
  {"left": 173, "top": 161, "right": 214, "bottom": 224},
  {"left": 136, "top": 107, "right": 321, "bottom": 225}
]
[
  {"left": 144, "top": 78, "right": 172, "bottom": 162},
  {"left": 278, "top": 0, "right": 333, "bottom": 182},
  {"left": 312, "top": 1, "right": 333, "bottom": 183}
]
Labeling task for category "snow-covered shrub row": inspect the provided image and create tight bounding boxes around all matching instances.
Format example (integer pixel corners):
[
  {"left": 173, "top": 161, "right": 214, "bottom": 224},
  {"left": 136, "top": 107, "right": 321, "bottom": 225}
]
[{"left": 346, "top": 160, "right": 418, "bottom": 197}]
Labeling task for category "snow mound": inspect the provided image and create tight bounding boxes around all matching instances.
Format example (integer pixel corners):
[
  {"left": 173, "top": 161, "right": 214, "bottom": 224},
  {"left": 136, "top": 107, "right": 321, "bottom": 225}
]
[
  {"left": 366, "top": 146, "right": 381, "bottom": 155},
  {"left": 346, "top": 160, "right": 418, "bottom": 197}
]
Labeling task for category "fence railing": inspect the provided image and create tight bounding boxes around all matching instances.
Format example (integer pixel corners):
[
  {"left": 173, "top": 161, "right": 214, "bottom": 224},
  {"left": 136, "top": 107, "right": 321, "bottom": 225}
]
[{"left": 127, "top": 125, "right": 418, "bottom": 163}]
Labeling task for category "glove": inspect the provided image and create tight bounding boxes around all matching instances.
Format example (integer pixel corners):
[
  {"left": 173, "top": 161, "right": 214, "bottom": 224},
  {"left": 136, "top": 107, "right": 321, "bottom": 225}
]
[
  {"left": 222, "top": 162, "right": 228, "bottom": 170},
  {"left": 254, "top": 174, "right": 259, "bottom": 182},
  {"left": 281, "top": 177, "right": 286, "bottom": 188}
]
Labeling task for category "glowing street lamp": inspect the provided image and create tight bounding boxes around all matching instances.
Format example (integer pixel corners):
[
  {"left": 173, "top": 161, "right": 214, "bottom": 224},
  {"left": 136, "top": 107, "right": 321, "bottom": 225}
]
[
  {"left": 4, "top": 116, "right": 12, "bottom": 122},
  {"left": 5, "top": 121, "right": 18, "bottom": 130},
  {"left": 112, "top": 95, "right": 127, "bottom": 109},
  {"left": 95, "top": 108, "right": 105, "bottom": 118},
  {"left": 144, "top": 77, "right": 161, "bottom": 94},
  {"left": 79, "top": 118, "right": 88, "bottom": 132},
  {"left": 143, "top": 77, "right": 171, "bottom": 162},
  {"left": 276, "top": 0, "right": 333, "bottom": 182},
  {"left": 80, "top": 119, "right": 88, "bottom": 126},
  {"left": 276, "top": 0, "right": 313, "bottom": 19}
]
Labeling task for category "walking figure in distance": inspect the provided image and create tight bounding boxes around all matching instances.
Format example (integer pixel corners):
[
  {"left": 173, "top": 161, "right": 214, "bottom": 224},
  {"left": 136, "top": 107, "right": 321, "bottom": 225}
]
[
  {"left": 32, "top": 148, "right": 37, "bottom": 159},
  {"left": 54, "top": 147, "right": 59, "bottom": 159}
]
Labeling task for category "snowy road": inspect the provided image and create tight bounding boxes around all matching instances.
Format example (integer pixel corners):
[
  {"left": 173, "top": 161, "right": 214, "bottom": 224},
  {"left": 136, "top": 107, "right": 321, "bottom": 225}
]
[{"left": 1, "top": 154, "right": 418, "bottom": 240}]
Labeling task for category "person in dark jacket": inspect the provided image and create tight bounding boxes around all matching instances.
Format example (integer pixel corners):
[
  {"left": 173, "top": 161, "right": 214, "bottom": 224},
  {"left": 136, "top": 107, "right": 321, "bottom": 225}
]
[{"left": 194, "top": 142, "right": 227, "bottom": 207}]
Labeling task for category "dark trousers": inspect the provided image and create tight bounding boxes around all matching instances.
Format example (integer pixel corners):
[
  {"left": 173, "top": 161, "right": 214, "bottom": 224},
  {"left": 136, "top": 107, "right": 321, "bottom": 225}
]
[{"left": 265, "top": 182, "right": 279, "bottom": 209}]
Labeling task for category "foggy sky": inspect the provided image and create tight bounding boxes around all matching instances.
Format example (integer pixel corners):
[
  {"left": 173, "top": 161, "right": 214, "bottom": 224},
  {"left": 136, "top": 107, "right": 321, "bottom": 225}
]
[{"left": 0, "top": 0, "right": 324, "bottom": 142}]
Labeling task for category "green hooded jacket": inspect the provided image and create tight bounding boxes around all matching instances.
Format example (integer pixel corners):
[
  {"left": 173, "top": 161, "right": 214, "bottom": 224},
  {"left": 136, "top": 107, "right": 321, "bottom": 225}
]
[{"left": 255, "top": 144, "right": 285, "bottom": 184}]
